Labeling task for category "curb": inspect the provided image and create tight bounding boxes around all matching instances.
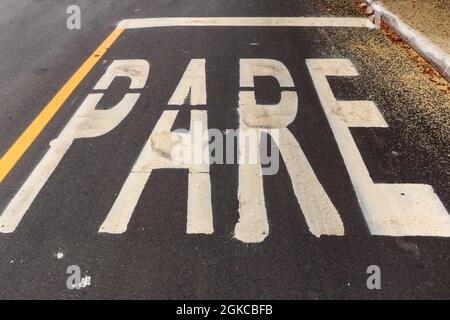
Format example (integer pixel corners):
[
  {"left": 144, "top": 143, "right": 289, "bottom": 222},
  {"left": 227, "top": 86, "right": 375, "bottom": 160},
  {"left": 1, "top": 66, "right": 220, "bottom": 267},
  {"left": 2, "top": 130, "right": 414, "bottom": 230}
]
[{"left": 361, "top": 0, "right": 450, "bottom": 82}]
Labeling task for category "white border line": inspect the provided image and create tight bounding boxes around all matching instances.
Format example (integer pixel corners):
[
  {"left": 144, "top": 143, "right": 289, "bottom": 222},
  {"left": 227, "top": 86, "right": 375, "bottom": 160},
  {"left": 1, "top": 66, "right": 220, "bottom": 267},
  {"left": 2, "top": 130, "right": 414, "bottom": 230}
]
[{"left": 118, "top": 17, "right": 376, "bottom": 29}]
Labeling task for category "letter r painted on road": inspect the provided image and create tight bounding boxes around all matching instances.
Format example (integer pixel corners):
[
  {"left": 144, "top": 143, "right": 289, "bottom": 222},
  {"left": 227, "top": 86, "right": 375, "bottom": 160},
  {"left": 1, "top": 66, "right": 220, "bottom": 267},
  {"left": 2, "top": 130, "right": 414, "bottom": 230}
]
[
  {"left": 235, "top": 59, "right": 344, "bottom": 243},
  {"left": 0, "top": 60, "right": 149, "bottom": 233}
]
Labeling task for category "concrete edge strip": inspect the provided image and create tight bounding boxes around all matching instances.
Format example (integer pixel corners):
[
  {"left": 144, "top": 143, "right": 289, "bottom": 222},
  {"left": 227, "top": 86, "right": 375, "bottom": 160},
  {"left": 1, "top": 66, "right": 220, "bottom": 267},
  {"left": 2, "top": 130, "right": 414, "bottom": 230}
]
[{"left": 362, "top": 0, "right": 450, "bottom": 81}]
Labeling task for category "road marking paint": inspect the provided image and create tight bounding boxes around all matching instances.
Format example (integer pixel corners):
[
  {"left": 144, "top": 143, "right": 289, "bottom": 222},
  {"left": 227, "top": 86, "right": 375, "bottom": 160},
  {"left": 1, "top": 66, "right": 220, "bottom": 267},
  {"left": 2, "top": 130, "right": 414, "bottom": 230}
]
[
  {"left": 0, "top": 17, "right": 372, "bottom": 183},
  {"left": 187, "top": 111, "right": 214, "bottom": 235},
  {"left": 168, "top": 59, "right": 207, "bottom": 106},
  {"left": 101, "top": 61, "right": 212, "bottom": 234},
  {"left": 0, "top": 60, "right": 148, "bottom": 233},
  {"left": 236, "top": 163, "right": 269, "bottom": 243},
  {"left": 99, "top": 110, "right": 178, "bottom": 234},
  {"left": 235, "top": 59, "right": 344, "bottom": 243},
  {"left": 307, "top": 59, "right": 450, "bottom": 237},
  {"left": 99, "top": 110, "right": 214, "bottom": 234},
  {"left": 3, "top": 18, "right": 443, "bottom": 240},
  {"left": 277, "top": 128, "right": 345, "bottom": 237},
  {"left": 94, "top": 59, "right": 149, "bottom": 90},
  {"left": 118, "top": 17, "right": 375, "bottom": 29},
  {"left": 0, "top": 27, "right": 123, "bottom": 183}
]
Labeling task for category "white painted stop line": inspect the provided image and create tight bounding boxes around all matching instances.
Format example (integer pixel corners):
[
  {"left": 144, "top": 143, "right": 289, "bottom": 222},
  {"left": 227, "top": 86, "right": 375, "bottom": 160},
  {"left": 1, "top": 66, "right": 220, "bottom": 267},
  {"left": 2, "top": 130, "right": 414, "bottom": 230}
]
[{"left": 117, "top": 17, "right": 376, "bottom": 29}]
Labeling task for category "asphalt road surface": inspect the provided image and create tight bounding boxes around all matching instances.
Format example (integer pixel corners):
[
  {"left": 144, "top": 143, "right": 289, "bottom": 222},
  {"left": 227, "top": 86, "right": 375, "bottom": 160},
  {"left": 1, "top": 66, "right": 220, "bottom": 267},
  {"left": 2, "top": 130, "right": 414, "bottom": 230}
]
[{"left": 0, "top": 0, "right": 449, "bottom": 299}]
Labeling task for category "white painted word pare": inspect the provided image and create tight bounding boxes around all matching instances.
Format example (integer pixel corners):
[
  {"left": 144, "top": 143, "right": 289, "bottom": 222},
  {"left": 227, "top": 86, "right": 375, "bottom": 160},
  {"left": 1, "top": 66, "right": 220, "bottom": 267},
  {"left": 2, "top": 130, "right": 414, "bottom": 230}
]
[{"left": 0, "top": 58, "right": 449, "bottom": 243}]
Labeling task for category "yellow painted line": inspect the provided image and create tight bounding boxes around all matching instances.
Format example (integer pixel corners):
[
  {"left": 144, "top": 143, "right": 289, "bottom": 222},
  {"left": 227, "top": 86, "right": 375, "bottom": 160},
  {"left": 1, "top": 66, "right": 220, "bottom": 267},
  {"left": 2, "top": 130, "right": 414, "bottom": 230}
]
[{"left": 0, "top": 27, "right": 124, "bottom": 183}]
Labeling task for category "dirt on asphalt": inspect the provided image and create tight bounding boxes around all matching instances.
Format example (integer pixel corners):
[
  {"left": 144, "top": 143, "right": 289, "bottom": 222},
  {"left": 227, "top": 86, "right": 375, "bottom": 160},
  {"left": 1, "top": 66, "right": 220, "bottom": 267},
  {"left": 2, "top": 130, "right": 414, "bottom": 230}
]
[{"left": 380, "top": 0, "right": 450, "bottom": 55}]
